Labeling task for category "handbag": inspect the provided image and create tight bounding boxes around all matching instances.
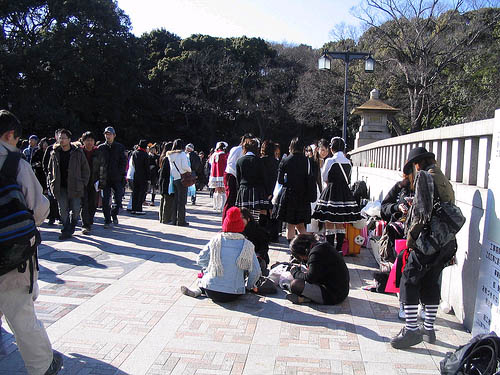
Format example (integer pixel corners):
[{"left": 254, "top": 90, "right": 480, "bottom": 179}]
[
  {"left": 306, "top": 159, "right": 317, "bottom": 203},
  {"left": 415, "top": 199, "right": 466, "bottom": 256},
  {"left": 173, "top": 161, "right": 196, "bottom": 187}
]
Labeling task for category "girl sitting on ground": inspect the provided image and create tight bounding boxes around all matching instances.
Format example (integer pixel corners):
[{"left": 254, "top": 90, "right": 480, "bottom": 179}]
[
  {"left": 240, "top": 207, "right": 270, "bottom": 275},
  {"left": 180, "top": 207, "right": 261, "bottom": 302},
  {"left": 287, "top": 234, "right": 350, "bottom": 305}
]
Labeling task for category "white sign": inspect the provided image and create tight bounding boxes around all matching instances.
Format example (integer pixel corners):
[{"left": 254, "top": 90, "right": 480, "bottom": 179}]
[{"left": 472, "top": 109, "right": 500, "bottom": 336}]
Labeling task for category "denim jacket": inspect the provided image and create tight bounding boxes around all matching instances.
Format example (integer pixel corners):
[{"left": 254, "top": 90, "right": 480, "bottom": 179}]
[{"left": 197, "top": 237, "right": 261, "bottom": 294}]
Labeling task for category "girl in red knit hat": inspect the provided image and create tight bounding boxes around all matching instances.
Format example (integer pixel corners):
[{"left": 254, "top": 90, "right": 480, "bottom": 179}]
[{"left": 180, "top": 207, "right": 261, "bottom": 302}]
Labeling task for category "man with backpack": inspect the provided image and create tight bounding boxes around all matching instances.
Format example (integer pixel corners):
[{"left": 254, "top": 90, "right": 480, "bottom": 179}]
[{"left": 0, "top": 110, "right": 62, "bottom": 374}]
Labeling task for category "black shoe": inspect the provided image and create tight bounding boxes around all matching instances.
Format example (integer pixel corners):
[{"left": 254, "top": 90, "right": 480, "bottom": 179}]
[
  {"left": 103, "top": 222, "right": 112, "bottom": 229},
  {"left": 177, "top": 222, "right": 189, "bottom": 227},
  {"left": 112, "top": 216, "right": 119, "bottom": 224},
  {"left": 44, "top": 350, "right": 63, "bottom": 375},
  {"left": 58, "top": 233, "right": 72, "bottom": 241},
  {"left": 390, "top": 327, "right": 423, "bottom": 349},
  {"left": 48, "top": 218, "right": 55, "bottom": 226},
  {"left": 82, "top": 227, "right": 91, "bottom": 235},
  {"left": 420, "top": 325, "right": 436, "bottom": 344},
  {"left": 286, "top": 294, "right": 311, "bottom": 305}
]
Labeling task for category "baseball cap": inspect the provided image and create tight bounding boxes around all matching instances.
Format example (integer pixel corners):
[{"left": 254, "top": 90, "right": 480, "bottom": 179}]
[
  {"left": 103, "top": 126, "right": 116, "bottom": 135},
  {"left": 29, "top": 135, "right": 39, "bottom": 141},
  {"left": 186, "top": 143, "right": 194, "bottom": 151}
]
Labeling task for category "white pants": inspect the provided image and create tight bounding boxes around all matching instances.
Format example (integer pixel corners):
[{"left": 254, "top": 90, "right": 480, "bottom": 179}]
[{"left": 0, "top": 286, "right": 53, "bottom": 375}]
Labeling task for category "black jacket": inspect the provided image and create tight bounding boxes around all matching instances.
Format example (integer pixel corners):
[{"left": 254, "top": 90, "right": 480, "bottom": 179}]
[
  {"left": 277, "top": 153, "right": 308, "bottom": 196},
  {"left": 132, "top": 149, "right": 150, "bottom": 183},
  {"left": 158, "top": 157, "right": 171, "bottom": 195},
  {"left": 188, "top": 152, "right": 203, "bottom": 177},
  {"left": 260, "top": 155, "right": 279, "bottom": 196},
  {"left": 243, "top": 221, "right": 270, "bottom": 265},
  {"left": 381, "top": 181, "right": 412, "bottom": 222},
  {"left": 236, "top": 154, "right": 269, "bottom": 195},
  {"left": 98, "top": 141, "right": 127, "bottom": 186},
  {"left": 291, "top": 242, "right": 350, "bottom": 304}
]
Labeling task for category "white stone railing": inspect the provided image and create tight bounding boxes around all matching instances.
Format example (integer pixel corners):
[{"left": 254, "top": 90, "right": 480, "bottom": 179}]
[
  {"left": 348, "top": 110, "right": 498, "bottom": 332},
  {"left": 350, "top": 117, "right": 494, "bottom": 188}
]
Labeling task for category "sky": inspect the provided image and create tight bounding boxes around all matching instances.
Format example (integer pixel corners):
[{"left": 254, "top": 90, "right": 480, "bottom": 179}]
[{"left": 116, "top": 0, "right": 362, "bottom": 49}]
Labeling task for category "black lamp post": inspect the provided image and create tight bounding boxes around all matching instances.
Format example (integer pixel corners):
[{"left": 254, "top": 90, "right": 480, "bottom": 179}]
[{"left": 318, "top": 51, "right": 375, "bottom": 143}]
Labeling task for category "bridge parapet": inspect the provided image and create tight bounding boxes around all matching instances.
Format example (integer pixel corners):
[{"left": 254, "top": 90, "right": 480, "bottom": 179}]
[{"left": 349, "top": 110, "right": 499, "bottom": 332}]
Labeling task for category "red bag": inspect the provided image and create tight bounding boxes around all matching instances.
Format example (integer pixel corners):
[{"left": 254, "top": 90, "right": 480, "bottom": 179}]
[{"left": 375, "top": 220, "right": 387, "bottom": 236}]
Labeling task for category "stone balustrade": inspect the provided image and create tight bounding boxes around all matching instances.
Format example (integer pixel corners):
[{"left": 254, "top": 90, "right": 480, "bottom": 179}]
[{"left": 348, "top": 110, "right": 498, "bottom": 332}]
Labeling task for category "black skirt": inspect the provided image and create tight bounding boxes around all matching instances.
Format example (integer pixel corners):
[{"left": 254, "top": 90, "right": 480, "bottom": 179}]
[
  {"left": 236, "top": 185, "right": 268, "bottom": 211},
  {"left": 312, "top": 182, "right": 361, "bottom": 223},
  {"left": 272, "top": 187, "right": 311, "bottom": 225}
]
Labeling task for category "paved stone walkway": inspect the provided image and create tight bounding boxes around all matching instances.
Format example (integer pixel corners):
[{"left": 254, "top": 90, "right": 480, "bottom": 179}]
[{"left": 0, "top": 191, "right": 472, "bottom": 374}]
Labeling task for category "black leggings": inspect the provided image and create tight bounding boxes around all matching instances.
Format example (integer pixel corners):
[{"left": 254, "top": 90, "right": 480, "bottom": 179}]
[{"left": 201, "top": 288, "right": 241, "bottom": 302}]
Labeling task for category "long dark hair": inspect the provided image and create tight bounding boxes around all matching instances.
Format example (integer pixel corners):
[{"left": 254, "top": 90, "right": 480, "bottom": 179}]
[
  {"left": 160, "top": 141, "right": 173, "bottom": 168},
  {"left": 289, "top": 137, "right": 304, "bottom": 154},
  {"left": 290, "top": 234, "right": 321, "bottom": 261},
  {"left": 172, "top": 138, "right": 184, "bottom": 151}
]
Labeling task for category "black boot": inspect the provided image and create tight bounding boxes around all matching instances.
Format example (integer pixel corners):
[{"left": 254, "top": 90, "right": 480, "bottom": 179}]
[
  {"left": 326, "top": 234, "right": 336, "bottom": 248},
  {"left": 336, "top": 233, "right": 345, "bottom": 253},
  {"left": 259, "top": 214, "right": 268, "bottom": 228}
]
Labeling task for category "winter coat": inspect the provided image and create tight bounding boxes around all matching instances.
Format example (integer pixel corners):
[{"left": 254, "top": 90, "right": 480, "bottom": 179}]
[
  {"left": 197, "top": 235, "right": 261, "bottom": 294},
  {"left": 158, "top": 157, "right": 171, "bottom": 195},
  {"left": 291, "top": 242, "right": 350, "bottom": 304},
  {"left": 98, "top": 141, "right": 127, "bottom": 187},
  {"left": 188, "top": 151, "right": 203, "bottom": 177},
  {"left": 132, "top": 148, "right": 150, "bottom": 183},
  {"left": 167, "top": 150, "right": 191, "bottom": 180},
  {"left": 48, "top": 144, "right": 90, "bottom": 199},
  {"left": 81, "top": 146, "right": 102, "bottom": 186}
]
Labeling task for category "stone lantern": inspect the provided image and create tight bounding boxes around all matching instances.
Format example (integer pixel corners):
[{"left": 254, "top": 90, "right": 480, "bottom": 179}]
[{"left": 352, "top": 89, "right": 399, "bottom": 148}]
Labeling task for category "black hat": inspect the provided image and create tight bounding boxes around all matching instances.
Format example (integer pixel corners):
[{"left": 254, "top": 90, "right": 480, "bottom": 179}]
[
  {"left": 138, "top": 139, "right": 148, "bottom": 149},
  {"left": 403, "top": 147, "right": 435, "bottom": 174}
]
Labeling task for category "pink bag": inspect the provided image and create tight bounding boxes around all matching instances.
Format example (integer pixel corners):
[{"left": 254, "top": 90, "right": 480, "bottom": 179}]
[{"left": 384, "top": 239, "right": 407, "bottom": 293}]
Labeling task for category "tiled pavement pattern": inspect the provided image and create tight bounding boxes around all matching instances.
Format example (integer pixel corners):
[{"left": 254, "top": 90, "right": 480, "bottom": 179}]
[{"left": 0, "top": 191, "right": 472, "bottom": 374}]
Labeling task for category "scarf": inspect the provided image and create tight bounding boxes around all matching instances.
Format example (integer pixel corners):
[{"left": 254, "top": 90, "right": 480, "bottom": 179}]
[
  {"left": 408, "top": 169, "right": 434, "bottom": 227},
  {"left": 204, "top": 232, "right": 255, "bottom": 277}
]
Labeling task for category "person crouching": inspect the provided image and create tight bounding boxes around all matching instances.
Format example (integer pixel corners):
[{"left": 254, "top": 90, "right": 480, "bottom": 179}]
[
  {"left": 287, "top": 234, "right": 350, "bottom": 305},
  {"left": 180, "top": 207, "right": 261, "bottom": 302}
]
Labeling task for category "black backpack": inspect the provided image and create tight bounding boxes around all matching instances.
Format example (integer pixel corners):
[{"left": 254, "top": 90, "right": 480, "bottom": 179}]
[
  {"left": 0, "top": 148, "right": 40, "bottom": 291},
  {"left": 440, "top": 332, "right": 500, "bottom": 374}
]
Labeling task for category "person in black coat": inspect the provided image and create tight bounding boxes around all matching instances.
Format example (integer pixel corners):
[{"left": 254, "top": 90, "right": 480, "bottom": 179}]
[
  {"left": 241, "top": 208, "right": 270, "bottom": 274},
  {"left": 259, "top": 140, "right": 279, "bottom": 230},
  {"left": 235, "top": 138, "right": 269, "bottom": 221},
  {"left": 287, "top": 234, "right": 350, "bottom": 305},
  {"left": 186, "top": 143, "right": 202, "bottom": 204},
  {"left": 130, "top": 139, "right": 150, "bottom": 214},
  {"left": 98, "top": 127, "right": 127, "bottom": 226},
  {"left": 272, "top": 137, "right": 311, "bottom": 243},
  {"left": 158, "top": 142, "right": 174, "bottom": 224}
]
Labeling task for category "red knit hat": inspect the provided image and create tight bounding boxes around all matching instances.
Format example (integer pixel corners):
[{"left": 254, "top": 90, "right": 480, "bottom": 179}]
[{"left": 222, "top": 207, "right": 245, "bottom": 233}]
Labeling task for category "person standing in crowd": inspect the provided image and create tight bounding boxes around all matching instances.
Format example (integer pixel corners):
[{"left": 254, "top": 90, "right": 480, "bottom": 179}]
[
  {"left": 0, "top": 110, "right": 63, "bottom": 375},
  {"left": 196, "top": 151, "right": 207, "bottom": 191},
  {"left": 130, "top": 139, "right": 150, "bottom": 215},
  {"left": 22, "top": 134, "right": 38, "bottom": 163},
  {"left": 223, "top": 134, "right": 253, "bottom": 221},
  {"left": 167, "top": 139, "right": 191, "bottom": 226},
  {"left": 312, "top": 137, "right": 361, "bottom": 252},
  {"left": 391, "top": 147, "right": 456, "bottom": 349},
  {"left": 287, "top": 234, "right": 350, "bottom": 305},
  {"left": 209, "top": 141, "right": 228, "bottom": 213},
  {"left": 43, "top": 130, "right": 62, "bottom": 225},
  {"left": 30, "top": 137, "right": 48, "bottom": 192},
  {"left": 48, "top": 129, "right": 90, "bottom": 240},
  {"left": 158, "top": 141, "right": 174, "bottom": 224},
  {"left": 272, "top": 137, "right": 311, "bottom": 243},
  {"left": 259, "top": 140, "right": 279, "bottom": 236},
  {"left": 235, "top": 138, "right": 269, "bottom": 223},
  {"left": 185, "top": 143, "right": 202, "bottom": 205},
  {"left": 313, "top": 138, "right": 331, "bottom": 193},
  {"left": 98, "top": 126, "right": 127, "bottom": 228},
  {"left": 80, "top": 131, "right": 101, "bottom": 235},
  {"left": 148, "top": 144, "right": 160, "bottom": 206}
]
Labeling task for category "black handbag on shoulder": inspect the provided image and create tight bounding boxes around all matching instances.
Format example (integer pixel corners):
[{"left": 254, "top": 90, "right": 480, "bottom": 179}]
[{"left": 306, "top": 159, "right": 317, "bottom": 203}]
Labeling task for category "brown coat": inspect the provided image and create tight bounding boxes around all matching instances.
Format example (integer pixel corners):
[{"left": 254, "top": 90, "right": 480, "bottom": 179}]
[{"left": 48, "top": 144, "right": 90, "bottom": 199}]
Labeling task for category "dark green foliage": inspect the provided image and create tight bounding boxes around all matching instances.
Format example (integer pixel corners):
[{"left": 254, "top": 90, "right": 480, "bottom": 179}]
[{"left": 1, "top": 0, "right": 499, "bottom": 151}]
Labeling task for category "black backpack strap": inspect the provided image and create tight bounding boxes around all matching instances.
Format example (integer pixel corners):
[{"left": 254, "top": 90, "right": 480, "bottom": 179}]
[{"left": 1, "top": 147, "right": 21, "bottom": 179}]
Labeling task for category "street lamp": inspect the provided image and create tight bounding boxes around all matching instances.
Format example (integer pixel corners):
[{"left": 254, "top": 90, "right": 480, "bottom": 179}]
[{"left": 318, "top": 51, "right": 375, "bottom": 143}]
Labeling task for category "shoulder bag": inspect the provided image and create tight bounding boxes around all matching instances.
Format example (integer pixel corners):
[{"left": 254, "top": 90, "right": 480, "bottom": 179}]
[{"left": 173, "top": 161, "right": 196, "bottom": 188}]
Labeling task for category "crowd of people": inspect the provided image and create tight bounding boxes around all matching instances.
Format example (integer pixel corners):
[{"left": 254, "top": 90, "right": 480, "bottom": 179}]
[{"left": 0, "top": 107, "right": 459, "bottom": 373}]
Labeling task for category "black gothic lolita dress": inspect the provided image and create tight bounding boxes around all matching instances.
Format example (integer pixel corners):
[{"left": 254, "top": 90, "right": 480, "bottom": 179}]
[{"left": 312, "top": 152, "right": 361, "bottom": 223}]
